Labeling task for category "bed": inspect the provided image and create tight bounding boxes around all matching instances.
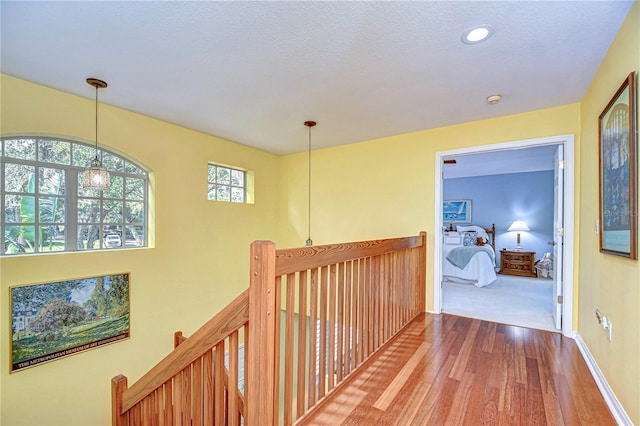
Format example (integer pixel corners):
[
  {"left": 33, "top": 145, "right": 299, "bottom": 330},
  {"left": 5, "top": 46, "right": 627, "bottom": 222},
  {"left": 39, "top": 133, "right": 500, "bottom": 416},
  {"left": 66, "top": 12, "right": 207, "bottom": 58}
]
[{"left": 442, "top": 224, "right": 497, "bottom": 287}]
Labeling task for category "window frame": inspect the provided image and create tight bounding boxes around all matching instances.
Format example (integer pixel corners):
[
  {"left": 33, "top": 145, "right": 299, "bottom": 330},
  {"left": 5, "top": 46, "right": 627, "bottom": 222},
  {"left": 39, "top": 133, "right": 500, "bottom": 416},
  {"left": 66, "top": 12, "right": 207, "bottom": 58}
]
[
  {"left": 207, "top": 163, "right": 248, "bottom": 204},
  {"left": 1, "top": 136, "right": 149, "bottom": 256}
]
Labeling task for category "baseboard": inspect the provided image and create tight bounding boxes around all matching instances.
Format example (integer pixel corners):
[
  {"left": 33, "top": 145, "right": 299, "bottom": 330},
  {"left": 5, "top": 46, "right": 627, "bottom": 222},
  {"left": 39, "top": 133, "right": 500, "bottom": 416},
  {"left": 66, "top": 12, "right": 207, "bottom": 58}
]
[{"left": 574, "top": 333, "right": 633, "bottom": 425}]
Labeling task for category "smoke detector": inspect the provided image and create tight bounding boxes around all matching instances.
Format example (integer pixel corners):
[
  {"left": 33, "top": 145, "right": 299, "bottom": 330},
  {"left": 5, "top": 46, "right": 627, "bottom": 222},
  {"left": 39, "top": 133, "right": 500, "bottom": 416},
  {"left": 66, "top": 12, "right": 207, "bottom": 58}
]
[{"left": 486, "top": 94, "right": 502, "bottom": 105}]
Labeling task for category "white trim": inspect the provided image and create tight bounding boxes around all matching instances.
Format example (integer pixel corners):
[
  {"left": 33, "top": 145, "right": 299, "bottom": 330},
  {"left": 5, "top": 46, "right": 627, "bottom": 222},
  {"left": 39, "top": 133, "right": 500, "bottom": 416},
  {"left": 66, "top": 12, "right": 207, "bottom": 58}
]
[
  {"left": 432, "top": 152, "right": 444, "bottom": 315},
  {"left": 574, "top": 333, "right": 633, "bottom": 425},
  {"left": 561, "top": 137, "right": 575, "bottom": 337},
  {"left": 0, "top": 131, "right": 154, "bottom": 172},
  {"left": 433, "top": 134, "right": 575, "bottom": 336}
]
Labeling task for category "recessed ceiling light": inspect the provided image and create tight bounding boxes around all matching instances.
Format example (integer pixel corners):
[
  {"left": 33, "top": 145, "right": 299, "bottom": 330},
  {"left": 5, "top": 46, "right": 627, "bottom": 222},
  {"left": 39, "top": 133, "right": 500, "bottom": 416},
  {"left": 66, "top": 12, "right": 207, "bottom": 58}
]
[{"left": 462, "top": 25, "right": 494, "bottom": 44}]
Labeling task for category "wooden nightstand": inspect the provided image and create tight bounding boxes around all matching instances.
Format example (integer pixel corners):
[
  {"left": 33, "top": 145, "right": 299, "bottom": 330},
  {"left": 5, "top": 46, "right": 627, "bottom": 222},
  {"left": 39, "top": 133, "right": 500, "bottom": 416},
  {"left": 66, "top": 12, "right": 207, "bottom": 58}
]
[{"left": 499, "top": 250, "right": 536, "bottom": 277}]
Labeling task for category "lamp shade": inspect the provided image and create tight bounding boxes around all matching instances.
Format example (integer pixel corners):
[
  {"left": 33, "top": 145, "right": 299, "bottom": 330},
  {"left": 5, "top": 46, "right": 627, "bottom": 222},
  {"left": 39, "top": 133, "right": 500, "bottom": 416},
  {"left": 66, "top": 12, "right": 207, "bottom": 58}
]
[
  {"left": 508, "top": 219, "right": 530, "bottom": 232},
  {"left": 83, "top": 158, "right": 111, "bottom": 190}
]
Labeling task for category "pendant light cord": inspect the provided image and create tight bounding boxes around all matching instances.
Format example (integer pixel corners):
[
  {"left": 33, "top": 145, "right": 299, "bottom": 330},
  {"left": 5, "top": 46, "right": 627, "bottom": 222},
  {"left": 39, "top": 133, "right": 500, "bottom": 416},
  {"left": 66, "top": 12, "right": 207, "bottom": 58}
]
[
  {"left": 304, "top": 120, "right": 316, "bottom": 246},
  {"left": 83, "top": 77, "right": 110, "bottom": 191},
  {"left": 94, "top": 85, "right": 99, "bottom": 161},
  {"left": 307, "top": 124, "right": 312, "bottom": 244}
]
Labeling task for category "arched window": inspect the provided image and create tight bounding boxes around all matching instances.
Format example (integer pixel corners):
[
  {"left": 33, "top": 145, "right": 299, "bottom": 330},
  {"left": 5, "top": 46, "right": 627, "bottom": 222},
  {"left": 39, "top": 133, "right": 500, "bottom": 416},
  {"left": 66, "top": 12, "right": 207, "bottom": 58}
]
[{"left": 1, "top": 137, "right": 148, "bottom": 255}]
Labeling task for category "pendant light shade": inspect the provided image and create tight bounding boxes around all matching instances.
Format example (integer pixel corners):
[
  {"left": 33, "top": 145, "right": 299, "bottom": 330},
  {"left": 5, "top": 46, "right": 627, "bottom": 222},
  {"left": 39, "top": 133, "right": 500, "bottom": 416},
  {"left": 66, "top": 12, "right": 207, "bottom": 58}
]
[
  {"left": 83, "top": 78, "right": 111, "bottom": 191},
  {"left": 305, "top": 121, "right": 316, "bottom": 246},
  {"left": 83, "top": 157, "right": 111, "bottom": 190}
]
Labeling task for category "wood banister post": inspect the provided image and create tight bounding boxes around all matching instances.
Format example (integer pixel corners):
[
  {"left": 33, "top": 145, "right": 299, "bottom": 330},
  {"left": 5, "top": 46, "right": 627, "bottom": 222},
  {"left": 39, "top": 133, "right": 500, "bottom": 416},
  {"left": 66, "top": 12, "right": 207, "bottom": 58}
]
[
  {"left": 419, "top": 232, "right": 427, "bottom": 312},
  {"left": 247, "top": 240, "right": 278, "bottom": 425},
  {"left": 174, "top": 330, "right": 185, "bottom": 348},
  {"left": 111, "top": 374, "right": 129, "bottom": 426}
]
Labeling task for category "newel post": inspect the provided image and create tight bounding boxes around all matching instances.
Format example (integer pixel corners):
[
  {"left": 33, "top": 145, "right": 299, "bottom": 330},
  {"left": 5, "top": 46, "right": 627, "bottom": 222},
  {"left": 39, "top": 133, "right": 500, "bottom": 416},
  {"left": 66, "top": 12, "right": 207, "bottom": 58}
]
[
  {"left": 111, "top": 374, "right": 128, "bottom": 426},
  {"left": 173, "top": 331, "right": 185, "bottom": 348},
  {"left": 246, "top": 240, "right": 278, "bottom": 425}
]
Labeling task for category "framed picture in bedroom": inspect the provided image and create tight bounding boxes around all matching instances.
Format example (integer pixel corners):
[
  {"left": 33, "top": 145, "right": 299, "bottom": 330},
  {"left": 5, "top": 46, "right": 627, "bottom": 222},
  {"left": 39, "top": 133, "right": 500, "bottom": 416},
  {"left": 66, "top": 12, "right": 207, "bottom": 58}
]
[
  {"left": 443, "top": 199, "right": 472, "bottom": 224},
  {"left": 598, "top": 71, "right": 637, "bottom": 260},
  {"left": 10, "top": 273, "right": 130, "bottom": 372}
]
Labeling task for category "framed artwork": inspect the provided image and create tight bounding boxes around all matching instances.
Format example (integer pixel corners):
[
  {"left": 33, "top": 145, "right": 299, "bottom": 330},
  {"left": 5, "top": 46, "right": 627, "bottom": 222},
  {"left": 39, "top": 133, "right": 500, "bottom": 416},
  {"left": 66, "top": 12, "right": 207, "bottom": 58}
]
[
  {"left": 599, "top": 71, "right": 637, "bottom": 259},
  {"left": 10, "top": 273, "right": 130, "bottom": 372},
  {"left": 443, "top": 199, "right": 472, "bottom": 224}
]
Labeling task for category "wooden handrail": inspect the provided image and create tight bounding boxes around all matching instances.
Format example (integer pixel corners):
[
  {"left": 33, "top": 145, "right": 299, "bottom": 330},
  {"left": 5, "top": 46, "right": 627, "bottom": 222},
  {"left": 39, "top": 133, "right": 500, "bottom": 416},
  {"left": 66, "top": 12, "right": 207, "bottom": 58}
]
[
  {"left": 275, "top": 234, "right": 424, "bottom": 276},
  {"left": 111, "top": 232, "right": 427, "bottom": 425},
  {"left": 247, "top": 232, "right": 427, "bottom": 425},
  {"left": 119, "top": 289, "right": 249, "bottom": 413}
]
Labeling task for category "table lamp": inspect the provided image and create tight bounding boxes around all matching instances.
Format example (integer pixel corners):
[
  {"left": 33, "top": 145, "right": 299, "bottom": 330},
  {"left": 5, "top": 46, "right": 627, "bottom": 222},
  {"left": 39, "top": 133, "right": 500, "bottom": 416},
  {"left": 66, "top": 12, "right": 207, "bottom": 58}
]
[{"left": 508, "top": 219, "right": 530, "bottom": 251}]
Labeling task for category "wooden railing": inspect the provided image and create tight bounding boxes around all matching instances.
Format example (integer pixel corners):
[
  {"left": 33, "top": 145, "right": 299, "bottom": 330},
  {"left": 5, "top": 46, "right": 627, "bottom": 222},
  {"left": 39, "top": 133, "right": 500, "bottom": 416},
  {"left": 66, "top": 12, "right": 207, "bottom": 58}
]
[
  {"left": 111, "top": 291, "right": 249, "bottom": 425},
  {"left": 112, "top": 232, "right": 426, "bottom": 425}
]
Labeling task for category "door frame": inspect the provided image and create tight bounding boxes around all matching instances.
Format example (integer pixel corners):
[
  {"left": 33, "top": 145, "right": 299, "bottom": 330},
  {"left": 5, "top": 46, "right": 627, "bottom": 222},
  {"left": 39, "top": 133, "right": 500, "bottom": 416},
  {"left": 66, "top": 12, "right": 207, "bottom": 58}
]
[{"left": 432, "top": 134, "right": 575, "bottom": 337}]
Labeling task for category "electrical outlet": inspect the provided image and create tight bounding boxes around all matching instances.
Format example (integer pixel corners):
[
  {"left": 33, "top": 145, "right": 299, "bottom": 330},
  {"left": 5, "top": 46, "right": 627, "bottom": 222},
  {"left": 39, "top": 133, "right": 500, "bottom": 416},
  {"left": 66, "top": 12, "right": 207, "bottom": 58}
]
[{"left": 595, "top": 309, "right": 612, "bottom": 341}]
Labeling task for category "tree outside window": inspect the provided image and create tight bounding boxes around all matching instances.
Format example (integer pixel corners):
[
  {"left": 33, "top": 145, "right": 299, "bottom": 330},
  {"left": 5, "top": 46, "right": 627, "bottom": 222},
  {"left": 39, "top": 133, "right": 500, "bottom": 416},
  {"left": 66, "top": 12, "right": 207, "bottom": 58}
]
[
  {"left": 207, "top": 164, "right": 246, "bottom": 203},
  {"left": 1, "top": 137, "right": 148, "bottom": 255}
]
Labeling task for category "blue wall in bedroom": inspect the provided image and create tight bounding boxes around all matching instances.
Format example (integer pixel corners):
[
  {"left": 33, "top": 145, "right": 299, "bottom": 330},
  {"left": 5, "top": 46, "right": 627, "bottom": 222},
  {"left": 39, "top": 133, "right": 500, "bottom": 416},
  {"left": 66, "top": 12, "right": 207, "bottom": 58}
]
[{"left": 443, "top": 170, "right": 555, "bottom": 266}]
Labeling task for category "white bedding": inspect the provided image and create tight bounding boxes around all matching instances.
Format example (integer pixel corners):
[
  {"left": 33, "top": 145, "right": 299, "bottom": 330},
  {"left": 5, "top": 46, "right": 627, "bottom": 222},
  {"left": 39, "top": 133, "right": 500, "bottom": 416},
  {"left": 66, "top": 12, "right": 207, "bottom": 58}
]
[{"left": 442, "top": 233, "right": 497, "bottom": 287}]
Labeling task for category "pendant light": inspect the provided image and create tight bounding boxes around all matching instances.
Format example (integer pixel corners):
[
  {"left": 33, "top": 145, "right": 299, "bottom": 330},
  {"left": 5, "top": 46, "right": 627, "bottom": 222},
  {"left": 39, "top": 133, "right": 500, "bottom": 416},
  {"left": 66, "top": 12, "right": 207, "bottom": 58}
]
[
  {"left": 304, "top": 120, "right": 316, "bottom": 246},
  {"left": 82, "top": 78, "right": 111, "bottom": 191}
]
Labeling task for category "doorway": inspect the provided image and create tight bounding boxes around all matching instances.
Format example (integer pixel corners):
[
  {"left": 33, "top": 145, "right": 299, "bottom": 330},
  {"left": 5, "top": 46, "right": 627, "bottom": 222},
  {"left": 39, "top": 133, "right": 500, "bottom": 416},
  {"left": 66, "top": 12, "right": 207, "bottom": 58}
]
[{"left": 432, "top": 135, "right": 575, "bottom": 337}]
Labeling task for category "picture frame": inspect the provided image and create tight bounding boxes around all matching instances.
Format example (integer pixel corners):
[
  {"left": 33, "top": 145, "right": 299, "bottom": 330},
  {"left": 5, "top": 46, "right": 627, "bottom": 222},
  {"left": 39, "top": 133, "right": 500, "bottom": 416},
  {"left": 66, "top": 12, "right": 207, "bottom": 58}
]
[
  {"left": 10, "top": 273, "right": 130, "bottom": 372},
  {"left": 598, "top": 71, "right": 637, "bottom": 259},
  {"left": 443, "top": 199, "right": 472, "bottom": 224}
]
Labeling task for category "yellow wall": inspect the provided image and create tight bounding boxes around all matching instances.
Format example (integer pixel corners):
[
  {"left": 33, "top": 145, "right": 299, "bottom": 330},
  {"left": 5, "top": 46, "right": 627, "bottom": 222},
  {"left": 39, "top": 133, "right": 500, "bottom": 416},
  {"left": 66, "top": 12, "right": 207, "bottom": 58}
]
[
  {"left": 578, "top": 3, "right": 640, "bottom": 423},
  {"left": 278, "top": 104, "right": 580, "bottom": 312},
  {"left": 1, "top": 5, "right": 638, "bottom": 422},
  {"left": 278, "top": 4, "right": 638, "bottom": 421},
  {"left": 0, "top": 75, "right": 281, "bottom": 425}
]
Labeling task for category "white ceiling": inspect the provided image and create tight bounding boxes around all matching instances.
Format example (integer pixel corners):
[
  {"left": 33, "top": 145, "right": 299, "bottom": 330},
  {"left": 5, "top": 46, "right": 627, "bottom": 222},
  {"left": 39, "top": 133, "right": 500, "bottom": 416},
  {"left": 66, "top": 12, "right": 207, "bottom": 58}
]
[
  {"left": 0, "top": 1, "right": 633, "bottom": 155},
  {"left": 442, "top": 145, "right": 558, "bottom": 179}
]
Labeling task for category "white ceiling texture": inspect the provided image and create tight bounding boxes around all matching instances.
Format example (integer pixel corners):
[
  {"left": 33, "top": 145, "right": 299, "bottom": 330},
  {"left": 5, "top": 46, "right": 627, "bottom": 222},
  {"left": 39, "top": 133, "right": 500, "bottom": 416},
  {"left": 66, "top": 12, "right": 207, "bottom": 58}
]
[
  {"left": 0, "top": 1, "right": 634, "bottom": 173},
  {"left": 442, "top": 145, "right": 559, "bottom": 179}
]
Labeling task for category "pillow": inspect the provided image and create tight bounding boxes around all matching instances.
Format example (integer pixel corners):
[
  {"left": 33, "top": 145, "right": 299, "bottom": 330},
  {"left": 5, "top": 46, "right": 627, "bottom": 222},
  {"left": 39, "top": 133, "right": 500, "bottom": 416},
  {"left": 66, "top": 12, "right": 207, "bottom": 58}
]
[
  {"left": 462, "top": 231, "right": 478, "bottom": 246},
  {"left": 444, "top": 234, "right": 463, "bottom": 246},
  {"left": 457, "top": 225, "right": 489, "bottom": 243}
]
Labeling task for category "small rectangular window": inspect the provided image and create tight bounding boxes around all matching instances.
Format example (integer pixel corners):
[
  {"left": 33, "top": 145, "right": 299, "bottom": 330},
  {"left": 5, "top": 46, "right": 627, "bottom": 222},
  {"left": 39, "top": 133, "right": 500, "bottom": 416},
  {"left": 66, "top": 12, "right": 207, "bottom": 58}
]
[{"left": 208, "top": 164, "right": 247, "bottom": 203}]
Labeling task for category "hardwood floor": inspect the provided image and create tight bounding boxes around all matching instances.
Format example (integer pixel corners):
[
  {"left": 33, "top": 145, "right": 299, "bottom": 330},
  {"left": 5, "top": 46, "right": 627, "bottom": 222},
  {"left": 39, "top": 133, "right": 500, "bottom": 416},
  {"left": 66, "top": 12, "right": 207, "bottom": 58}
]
[{"left": 299, "top": 313, "right": 614, "bottom": 425}]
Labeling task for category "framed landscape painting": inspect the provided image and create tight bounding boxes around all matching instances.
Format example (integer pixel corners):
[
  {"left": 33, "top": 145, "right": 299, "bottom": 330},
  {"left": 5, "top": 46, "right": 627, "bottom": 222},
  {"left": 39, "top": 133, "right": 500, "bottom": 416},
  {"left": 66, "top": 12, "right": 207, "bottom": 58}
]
[
  {"left": 10, "top": 273, "right": 130, "bottom": 372},
  {"left": 443, "top": 199, "right": 472, "bottom": 224},
  {"left": 598, "top": 71, "right": 637, "bottom": 259}
]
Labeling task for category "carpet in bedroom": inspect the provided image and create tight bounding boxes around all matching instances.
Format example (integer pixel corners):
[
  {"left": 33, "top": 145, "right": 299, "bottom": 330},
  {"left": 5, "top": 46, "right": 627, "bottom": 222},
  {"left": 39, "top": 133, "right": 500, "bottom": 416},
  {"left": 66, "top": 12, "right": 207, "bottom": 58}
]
[{"left": 442, "top": 275, "right": 557, "bottom": 332}]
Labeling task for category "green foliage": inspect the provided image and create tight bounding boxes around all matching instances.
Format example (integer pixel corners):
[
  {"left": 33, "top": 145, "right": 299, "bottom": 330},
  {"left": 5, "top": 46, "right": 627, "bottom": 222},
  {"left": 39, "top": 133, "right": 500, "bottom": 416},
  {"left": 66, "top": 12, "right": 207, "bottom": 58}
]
[
  {"left": 85, "top": 275, "right": 129, "bottom": 318},
  {"left": 3, "top": 138, "right": 148, "bottom": 255},
  {"left": 4, "top": 171, "right": 65, "bottom": 253},
  {"left": 91, "top": 277, "right": 110, "bottom": 317},
  {"left": 28, "top": 299, "right": 86, "bottom": 337},
  {"left": 5, "top": 174, "right": 36, "bottom": 253},
  {"left": 108, "top": 274, "right": 129, "bottom": 316},
  {"left": 10, "top": 273, "right": 131, "bottom": 367},
  {"left": 83, "top": 298, "right": 97, "bottom": 320},
  {"left": 13, "top": 315, "right": 129, "bottom": 364},
  {"left": 11, "top": 280, "right": 82, "bottom": 313},
  {"left": 4, "top": 138, "right": 36, "bottom": 160}
]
